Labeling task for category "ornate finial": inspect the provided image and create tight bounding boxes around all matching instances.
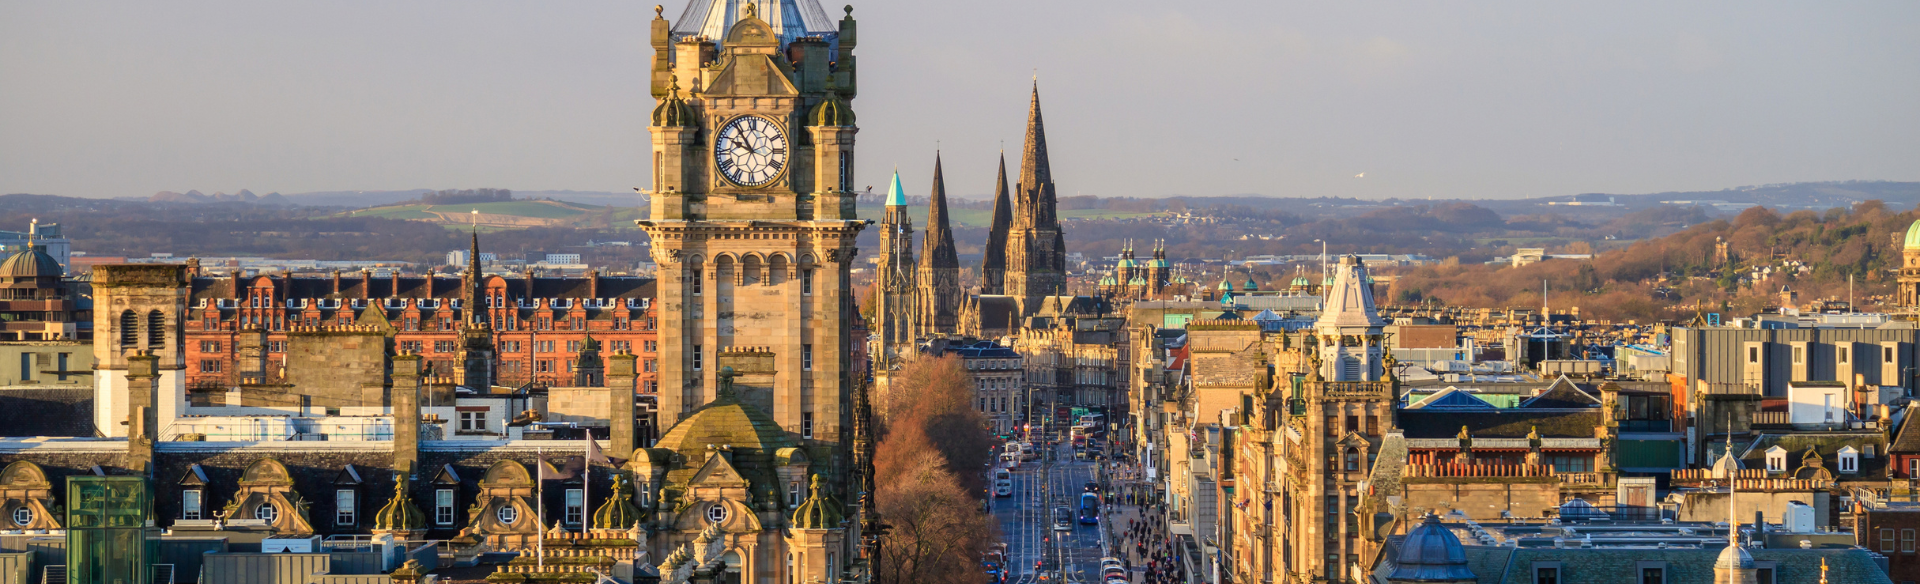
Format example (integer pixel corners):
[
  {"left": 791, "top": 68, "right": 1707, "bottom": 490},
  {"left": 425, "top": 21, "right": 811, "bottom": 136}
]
[
  {"left": 743, "top": 2, "right": 757, "bottom": 19},
  {"left": 655, "top": 4, "right": 664, "bottom": 18},
  {"left": 669, "top": 73, "right": 681, "bottom": 95},
  {"left": 1820, "top": 557, "right": 1830, "bottom": 584},
  {"left": 844, "top": 5, "right": 853, "bottom": 16}
]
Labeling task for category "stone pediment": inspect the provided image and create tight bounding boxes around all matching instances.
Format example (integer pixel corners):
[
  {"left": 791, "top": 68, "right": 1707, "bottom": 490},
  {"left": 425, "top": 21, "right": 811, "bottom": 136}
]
[
  {"left": 690, "top": 452, "right": 751, "bottom": 488},
  {"left": 706, "top": 54, "right": 799, "bottom": 97}
]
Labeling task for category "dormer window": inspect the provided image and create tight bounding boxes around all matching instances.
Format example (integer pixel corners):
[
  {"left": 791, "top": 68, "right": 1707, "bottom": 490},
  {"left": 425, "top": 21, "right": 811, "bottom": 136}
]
[
  {"left": 1839, "top": 446, "right": 1859, "bottom": 474},
  {"left": 1766, "top": 446, "right": 1787, "bottom": 473}
]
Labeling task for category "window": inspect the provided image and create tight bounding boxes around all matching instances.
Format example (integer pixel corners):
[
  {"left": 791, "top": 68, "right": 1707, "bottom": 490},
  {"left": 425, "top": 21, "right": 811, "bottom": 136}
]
[
  {"left": 536, "top": 360, "right": 554, "bottom": 373},
  {"left": 1905, "top": 529, "right": 1916, "bottom": 553},
  {"left": 645, "top": 360, "right": 657, "bottom": 373},
  {"left": 1910, "top": 459, "right": 1919, "bottom": 478},
  {"left": 567, "top": 340, "right": 581, "bottom": 352},
  {"left": 1888, "top": 346, "right": 1897, "bottom": 362},
  {"left": 436, "top": 489, "right": 455, "bottom": 525},
  {"left": 644, "top": 340, "right": 658, "bottom": 352},
  {"left": 1755, "top": 568, "right": 1773, "bottom": 584},
  {"left": 803, "top": 412, "right": 814, "bottom": 439},
  {"left": 200, "top": 360, "right": 222, "bottom": 373},
  {"left": 610, "top": 340, "right": 631, "bottom": 352},
  {"left": 459, "top": 411, "right": 487, "bottom": 433},
  {"left": 1883, "top": 528, "right": 1896, "bottom": 552},
  {"left": 1793, "top": 346, "right": 1804, "bottom": 364},
  {"left": 497, "top": 505, "right": 518, "bottom": 525},
  {"left": 267, "top": 341, "right": 286, "bottom": 353},
  {"left": 789, "top": 482, "right": 802, "bottom": 507},
  {"left": 12, "top": 507, "right": 31, "bottom": 526},
  {"left": 566, "top": 489, "right": 584, "bottom": 525},
  {"left": 1366, "top": 415, "right": 1379, "bottom": 436},
  {"left": 691, "top": 272, "right": 703, "bottom": 295},
  {"left": 693, "top": 345, "right": 703, "bottom": 371},
  {"left": 436, "top": 340, "right": 458, "bottom": 353},
  {"left": 1766, "top": 447, "right": 1786, "bottom": 472},
  {"left": 183, "top": 490, "right": 203, "bottom": 520},
  {"left": 201, "top": 341, "right": 222, "bottom": 352},
  {"left": 400, "top": 341, "right": 424, "bottom": 353},
  {"left": 501, "top": 341, "right": 520, "bottom": 353},
  {"left": 1840, "top": 447, "right": 1859, "bottom": 473},
  {"left": 803, "top": 344, "right": 813, "bottom": 371},
  {"left": 256, "top": 503, "right": 278, "bottom": 522},
  {"left": 1748, "top": 347, "right": 1759, "bottom": 363},
  {"left": 1534, "top": 566, "right": 1559, "bottom": 584},
  {"left": 1841, "top": 348, "right": 1851, "bottom": 364},
  {"left": 801, "top": 270, "right": 813, "bottom": 295},
  {"left": 536, "top": 340, "right": 555, "bottom": 353},
  {"left": 336, "top": 489, "right": 356, "bottom": 526},
  {"left": 707, "top": 504, "right": 728, "bottom": 524},
  {"left": 1344, "top": 449, "right": 1360, "bottom": 471}
]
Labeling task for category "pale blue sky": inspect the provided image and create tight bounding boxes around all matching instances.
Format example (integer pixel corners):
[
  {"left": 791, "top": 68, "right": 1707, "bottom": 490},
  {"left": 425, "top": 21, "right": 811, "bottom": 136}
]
[{"left": 2, "top": 1, "right": 1916, "bottom": 201}]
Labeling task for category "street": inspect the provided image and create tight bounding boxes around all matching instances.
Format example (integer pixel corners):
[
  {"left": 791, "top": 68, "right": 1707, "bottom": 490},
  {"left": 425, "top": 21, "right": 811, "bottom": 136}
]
[{"left": 992, "top": 441, "right": 1109, "bottom": 584}]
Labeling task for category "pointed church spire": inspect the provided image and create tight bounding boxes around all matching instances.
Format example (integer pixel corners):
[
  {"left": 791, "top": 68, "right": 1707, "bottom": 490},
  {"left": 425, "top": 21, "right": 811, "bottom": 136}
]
[
  {"left": 981, "top": 151, "right": 1012, "bottom": 294},
  {"left": 1017, "top": 81, "right": 1052, "bottom": 201},
  {"left": 885, "top": 168, "right": 907, "bottom": 207},
  {"left": 921, "top": 152, "right": 958, "bottom": 271}
]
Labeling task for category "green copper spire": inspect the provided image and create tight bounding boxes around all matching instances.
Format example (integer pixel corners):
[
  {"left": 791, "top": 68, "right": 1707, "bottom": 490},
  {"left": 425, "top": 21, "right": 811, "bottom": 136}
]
[{"left": 885, "top": 169, "right": 906, "bottom": 206}]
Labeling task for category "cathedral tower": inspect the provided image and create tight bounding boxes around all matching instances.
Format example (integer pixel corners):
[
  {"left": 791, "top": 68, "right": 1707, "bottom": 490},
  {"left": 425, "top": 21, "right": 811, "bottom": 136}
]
[
  {"left": 874, "top": 170, "right": 918, "bottom": 370},
  {"left": 917, "top": 154, "right": 962, "bottom": 335},
  {"left": 979, "top": 153, "right": 1012, "bottom": 295},
  {"left": 639, "top": 1, "right": 865, "bottom": 478},
  {"left": 1003, "top": 83, "right": 1067, "bottom": 313}
]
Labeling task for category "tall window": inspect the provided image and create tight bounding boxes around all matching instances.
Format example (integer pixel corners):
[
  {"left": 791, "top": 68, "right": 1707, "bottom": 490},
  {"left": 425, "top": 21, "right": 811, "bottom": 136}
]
[
  {"left": 119, "top": 311, "right": 137, "bottom": 348},
  {"left": 1903, "top": 529, "right": 1916, "bottom": 553},
  {"left": 459, "top": 411, "right": 486, "bottom": 433},
  {"left": 336, "top": 489, "right": 356, "bottom": 526},
  {"left": 802, "top": 270, "right": 814, "bottom": 295},
  {"left": 182, "top": 490, "right": 203, "bottom": 520},
  {"left": 803, "top": 413, "right": 814, "bottom": 439},
  {"left": 803, "top": 344, "right": 813, "bottom": 371},
  {"left": 692, "top": 345, "right": 703, "bottom": 371},
  {"left": 789, "top": 482, "right": 802, "bottom": 507},
  {"left": 1883, "top": 528, "right": 1897, "bottom": 552},
  {"left": 565, "top": 489, "right": 584, "bottom": 525},
  {"left": 436, "top": 489, "right": 455, "bottom": 525},
  {"left": 147, "top": 310, "right": 166, "bottom": 346},
  {"left": 1344, "top": 449, "right": 1360, "bottom": 471}
]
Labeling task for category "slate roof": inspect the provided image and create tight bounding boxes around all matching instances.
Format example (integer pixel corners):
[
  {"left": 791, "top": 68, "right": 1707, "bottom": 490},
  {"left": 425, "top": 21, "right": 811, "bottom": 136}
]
[
  {"left": 1397, "top": 409, "right": 1602, "bottom": 440},
  {"left": 1738, "top": 432, "right": 1888, "bottom": 479},
  {"left": 1516, "top": 376, "right": 1602, "bottom": 409},
  {"left": 1408, "top": 387, "right": 1497, "bottom": 410},
  {"left": 1890, "top": 409, "right": 1920, "bottom": 454}
]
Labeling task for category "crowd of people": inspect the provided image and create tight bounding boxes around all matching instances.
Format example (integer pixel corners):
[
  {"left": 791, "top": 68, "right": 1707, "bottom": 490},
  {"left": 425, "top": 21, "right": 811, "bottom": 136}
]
[{"left": 1105, "top": 456, "right": 1185, "bottom": 584}]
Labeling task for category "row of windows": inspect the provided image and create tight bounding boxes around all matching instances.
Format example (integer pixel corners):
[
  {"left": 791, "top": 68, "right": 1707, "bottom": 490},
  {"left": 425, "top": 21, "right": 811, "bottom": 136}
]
[
  {"left": 688, "top": 270, "right": 815, "bottom": 295},
  {"left": 180, "top": 487, "right": 590, "bottom": 528}
]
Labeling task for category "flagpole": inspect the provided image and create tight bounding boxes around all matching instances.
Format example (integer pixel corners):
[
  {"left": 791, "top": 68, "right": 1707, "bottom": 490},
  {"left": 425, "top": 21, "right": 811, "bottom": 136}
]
[
  {"left": 583, "top": 432, "right": 591, "bottom": 537},
  {"left": 538, "top": 447, "right": 545, "bottom": 571}
]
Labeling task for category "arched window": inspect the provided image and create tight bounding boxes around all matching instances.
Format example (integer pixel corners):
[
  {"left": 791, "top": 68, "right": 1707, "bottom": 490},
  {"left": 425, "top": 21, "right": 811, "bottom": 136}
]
[
  {"left": 1344, "top": 448, "right": 1361, "bottom": 471},
  {"left": 147, "top": 310, "right": 166, "bottom": 347},
  {"left": 256, "top": 503, "right": 278, "bottom": 522},
  {"left": 119, "top": 311, "right": 138, "bottom": 348}
]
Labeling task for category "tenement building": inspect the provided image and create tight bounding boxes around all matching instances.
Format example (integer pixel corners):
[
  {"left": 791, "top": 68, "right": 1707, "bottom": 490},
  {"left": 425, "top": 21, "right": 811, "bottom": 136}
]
[{"left": 0, "top": 3, "right": 882, "bottom": 584}]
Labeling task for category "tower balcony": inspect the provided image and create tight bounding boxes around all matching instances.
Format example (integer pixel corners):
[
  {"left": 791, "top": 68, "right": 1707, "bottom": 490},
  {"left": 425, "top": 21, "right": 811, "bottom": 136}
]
[{"left": 1319, "top": 381, "right": 1392, "bottom": 400}]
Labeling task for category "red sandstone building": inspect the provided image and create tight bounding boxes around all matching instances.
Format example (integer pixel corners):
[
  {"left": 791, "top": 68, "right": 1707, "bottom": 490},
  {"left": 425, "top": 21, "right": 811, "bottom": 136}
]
[{"left": 179, "top": 258, "right": 659, "bottom": 397}]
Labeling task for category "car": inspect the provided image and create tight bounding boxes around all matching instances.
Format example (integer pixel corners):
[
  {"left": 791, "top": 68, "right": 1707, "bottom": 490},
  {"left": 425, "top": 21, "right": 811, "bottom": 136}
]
[
  {"left": 1085, "top": 481, "right": 1101, "bottom": 493},
  {"left": 1052, "top": 506, "right": 1073, "bottom": 531}
]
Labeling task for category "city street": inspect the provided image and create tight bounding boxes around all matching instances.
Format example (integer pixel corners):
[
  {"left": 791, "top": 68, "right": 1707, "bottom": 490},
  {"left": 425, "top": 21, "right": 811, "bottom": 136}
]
[{"left": 993, "top": 441, "right": 1108, "bottom": 584}]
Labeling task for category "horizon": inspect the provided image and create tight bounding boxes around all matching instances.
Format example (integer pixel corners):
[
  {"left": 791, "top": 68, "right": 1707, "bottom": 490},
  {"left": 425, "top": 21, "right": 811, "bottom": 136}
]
[{"left": 4, "top": 1, "right": 1917, "bottom": 201}]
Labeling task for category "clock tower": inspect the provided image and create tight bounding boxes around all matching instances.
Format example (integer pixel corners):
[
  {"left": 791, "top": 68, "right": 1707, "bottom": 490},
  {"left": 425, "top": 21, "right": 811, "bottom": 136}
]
[{"left": 640, "top": 1, "right": 865, "bottom": 487}]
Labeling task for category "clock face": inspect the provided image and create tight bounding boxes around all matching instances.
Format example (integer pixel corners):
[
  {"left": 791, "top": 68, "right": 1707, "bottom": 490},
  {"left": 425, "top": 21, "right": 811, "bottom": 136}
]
[{"left": 714, "top": 115, "right": 789, "bottom": 187}]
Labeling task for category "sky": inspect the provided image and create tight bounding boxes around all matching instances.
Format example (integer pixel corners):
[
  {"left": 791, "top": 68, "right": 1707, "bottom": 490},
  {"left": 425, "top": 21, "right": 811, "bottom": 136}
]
[{"left": 2, "top": 1, "right": 1917, "bottom": 202}]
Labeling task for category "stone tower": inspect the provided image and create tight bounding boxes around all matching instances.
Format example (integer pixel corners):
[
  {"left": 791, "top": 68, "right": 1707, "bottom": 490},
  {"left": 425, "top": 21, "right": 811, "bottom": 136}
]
[
  {"left": 874, "top": 170, "right": 918, "bottom": 370},
  {"left": 980, "top": 152, "right": 1012, "bottom": 295},
  {"left": 1282, "top": 254, "right": 1397, "bottom": 581},
  {"left": 638, "top": 2, "right": 866, "bottom": 487},
  {"left": 1003, "top": 83, "right": 1067, "bottom": 313},
  {"left": 917, "top": 153, "right": 962, "bottom": 336},
  {"left": 91, "top": 264, "right": 189, "bottom": 438}
]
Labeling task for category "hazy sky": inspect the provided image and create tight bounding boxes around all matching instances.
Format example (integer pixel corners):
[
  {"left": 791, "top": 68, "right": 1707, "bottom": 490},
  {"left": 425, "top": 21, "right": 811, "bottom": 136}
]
[{"left": 3, "top": 1, "right": 1917, "bottom": 201}]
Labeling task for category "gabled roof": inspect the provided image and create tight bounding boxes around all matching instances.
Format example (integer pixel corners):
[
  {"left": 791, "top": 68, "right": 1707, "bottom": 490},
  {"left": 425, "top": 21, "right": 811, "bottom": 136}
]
[
  {"left": 1890, "top": 409, "right": 1920, "bottom": 454},
  {"left": 1408, "top": 387, "right": 1496, "bottom": 410},
  {"left": 1518, "top": 376, "right": 1600, "bottom": 409}
]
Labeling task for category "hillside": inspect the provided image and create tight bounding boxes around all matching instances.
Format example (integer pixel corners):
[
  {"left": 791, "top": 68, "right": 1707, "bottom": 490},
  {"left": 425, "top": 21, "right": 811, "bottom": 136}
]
[{"left": 1381, "top": 201, "right": 1917, "bottom": 321}]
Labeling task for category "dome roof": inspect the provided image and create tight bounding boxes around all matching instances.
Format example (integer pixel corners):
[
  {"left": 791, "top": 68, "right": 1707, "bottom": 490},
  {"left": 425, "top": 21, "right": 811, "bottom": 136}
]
[
  {"left": 1218, "top": 279, "right": 1234, "bottom": 290},
  {"left": 1716, "top": 537, "right": 1755, "bottom": 569},
  {"left": 653, "top": 368, "right": 798, "bottom": 491},
  {"left": 373, "top": 478, "right": 425, "bottom": 533},
  {"left": 790, "top": 474, "right": 845, "bottom": 529},
  {"left": 1389, "top": 514, "right": 1476, "bottom": 581},
  {"left": 592, "top": 473, "right": 646, "bottom": 530},
  {"left": 651, "top": 76, "right": 697, "bottom": 128},
  {"left": 0, "top": 245, "right": 60, "bottom": 278},
  {"left": 1243, "top": 278, "right": 1258, "bottom": 291},
  {"left": 1116, "top": 258, "right": 1135, "bottom": 268},
  {"left": 1905, "top": 220, "right": 1920, "bottom": 250},
  {"left": 1099, "top": 276, "right": 1117, "bottom": 286},
  {"left": 1292, "top": 277, "right": 1310, "bottom": 287},
  {"left": 1128, "top": 277, "right": 1147, "bottom": 286},
  {"left": 1397, "top": 514, "right": 1466, "bottom": 580},
  {"left": 809, "top": 90, "right": 855, "bottom": 127},
  {"left": 1146, "top": 259, "right": 1168, "bottom": 268}
]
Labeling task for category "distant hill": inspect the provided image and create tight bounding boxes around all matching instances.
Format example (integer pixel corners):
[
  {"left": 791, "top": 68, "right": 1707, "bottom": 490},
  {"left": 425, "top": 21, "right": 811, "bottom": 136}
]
[
  {"left": 149, "top": 189, "right": 292, "bottom": 205},
  {"left": 347, "top": 199, "right": 643, "bottom": 230}
]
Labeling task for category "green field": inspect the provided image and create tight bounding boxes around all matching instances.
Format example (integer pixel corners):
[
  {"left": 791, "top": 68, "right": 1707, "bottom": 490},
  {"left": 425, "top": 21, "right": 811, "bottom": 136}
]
[{"left": 348, "top": 200, "right": 605, "bottom": 222}]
